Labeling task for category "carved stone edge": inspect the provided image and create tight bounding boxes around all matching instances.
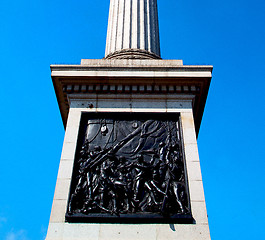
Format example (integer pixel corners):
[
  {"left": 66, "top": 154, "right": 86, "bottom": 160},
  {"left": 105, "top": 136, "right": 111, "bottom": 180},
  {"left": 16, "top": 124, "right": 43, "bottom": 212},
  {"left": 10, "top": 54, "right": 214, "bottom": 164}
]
[
  {"left": 63, "top": 84, "right": 200, "bottom": 95},
  {"left": 105, "top": 49, "right": 161, "bottom": 60},
  {"left": 65, "top": 213, "right": 194, "bottom": 224}
]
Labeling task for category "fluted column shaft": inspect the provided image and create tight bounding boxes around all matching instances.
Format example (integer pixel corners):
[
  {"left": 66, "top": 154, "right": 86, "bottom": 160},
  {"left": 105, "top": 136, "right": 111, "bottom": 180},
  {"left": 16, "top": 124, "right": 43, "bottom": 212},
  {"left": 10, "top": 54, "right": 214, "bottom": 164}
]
[{"left": 105, "top": 0, "right": 161, "bottom": 59}]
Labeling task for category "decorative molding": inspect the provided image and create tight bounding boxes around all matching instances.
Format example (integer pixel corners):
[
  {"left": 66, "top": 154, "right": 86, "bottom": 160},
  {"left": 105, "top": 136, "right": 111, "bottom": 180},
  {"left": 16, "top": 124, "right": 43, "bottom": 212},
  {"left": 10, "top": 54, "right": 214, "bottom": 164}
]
[
  {"left": 51, "top": 60, "right": 212, "bottom": 136},
  {"left": 63, "top": 84, "right": 200, "bottom": 94},
  {"left": 105, "top": 49, "right": 161, "bottom": 60}
]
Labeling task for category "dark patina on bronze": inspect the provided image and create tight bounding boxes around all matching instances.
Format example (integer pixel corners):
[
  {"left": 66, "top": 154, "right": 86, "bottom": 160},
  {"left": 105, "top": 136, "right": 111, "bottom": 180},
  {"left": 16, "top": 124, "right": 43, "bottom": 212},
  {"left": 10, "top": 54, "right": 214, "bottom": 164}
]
[{"left": 66, "top": 113, "right": 193, "bottom": 223}]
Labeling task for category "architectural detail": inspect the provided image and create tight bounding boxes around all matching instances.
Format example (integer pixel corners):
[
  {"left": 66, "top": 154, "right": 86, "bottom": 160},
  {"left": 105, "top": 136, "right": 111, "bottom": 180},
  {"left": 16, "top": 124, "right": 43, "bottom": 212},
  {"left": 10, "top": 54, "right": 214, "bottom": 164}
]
[
  {"left": 46, "top": 0, "right": 213, "bottom": 239},
  {"left": 51, "top": 59, "right": 211, "bottom": 135},
  {"left": 105, "top": 0, "right": 160, "bottom": 59},
  {"left": 47, "top": 60, "right": 212, "bottom": 240},
  {"left": 66, "top": 113, "right": 192, "bottom": 223},
  {"left": 64, "top": 84, "right": 200, "bottom": 94}
]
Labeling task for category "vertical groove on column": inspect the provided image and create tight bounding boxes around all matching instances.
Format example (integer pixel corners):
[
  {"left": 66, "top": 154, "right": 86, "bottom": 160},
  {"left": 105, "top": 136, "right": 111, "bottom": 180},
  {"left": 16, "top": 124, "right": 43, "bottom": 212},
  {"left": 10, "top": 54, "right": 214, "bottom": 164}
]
[
  {"left": 149, "top": 0, "right": 155, "bottom": 54},
  {"left": 110, "top": 0, "right": 119, "bottom": 54},
  {"left": 116, "top": 0, "right": 125, "bottom": 50},
  {"left": 137, "top": 0, "right": 140, "bottom": 49},
  {"left": 123, "top": 0, "right": 131, "bottom": 49},
  {"left": 154, "top": 0, "right": 160, "bottom": 56},
  {"left": 129, "top": 0, "right": 133, "bottom": 49},
  {"left": 115, "top": 0, "right": 120, "bottom": 51},
  {"left": 121, "top": 0, "right": 126, "bottom": 49},
  {"left": 146, "top": 0, "right": 151, "bottom": 52},
  {"left": 139, "top": 0, "right": 145, "bottom": 50},
  {"left": 131, "top": 0, "right": 137, "bottom": 49}
]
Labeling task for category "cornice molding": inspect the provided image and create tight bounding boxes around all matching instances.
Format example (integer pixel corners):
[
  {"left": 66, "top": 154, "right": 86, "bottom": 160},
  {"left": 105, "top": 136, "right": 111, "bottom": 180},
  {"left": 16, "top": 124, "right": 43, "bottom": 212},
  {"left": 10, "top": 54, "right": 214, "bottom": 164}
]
[{"left": 51, "top": 60, "right": 212, "bottom": 136}]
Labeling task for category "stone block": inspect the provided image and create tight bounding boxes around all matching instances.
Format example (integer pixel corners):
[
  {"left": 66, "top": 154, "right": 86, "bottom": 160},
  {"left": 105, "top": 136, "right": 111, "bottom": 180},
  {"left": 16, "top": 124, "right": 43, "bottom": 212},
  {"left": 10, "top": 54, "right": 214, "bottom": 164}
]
[
  {"left": 139, "top": 86, "right": 145, "bottom": 92},
  {"left": 103, "top": 85, "right": 109, "bottom": 92},
  {"left": 110, "top": 85, "right": 116, "bottom": 92},
  {"left": 74, "top": 85, "right": 79, "bottom": 93},
  {"left": 156, "top": 224, "right": 211, "bottom": 240},
  {"left": 57, "top": 160, "right": 74, "bottom": 180},
  {"left": 168, "top": 85, "right": 175, "bottom": 92},
  {"left": 167, "top": 100, "right": 193, "bottom": 110},
  {"left": 97, "top": 98, "right": 132, "bottom": 110},
  {"left": 117, "top": 85, "right": 123, "bottom": 92},
  {"left": 145, "top": 85, "right": 151, "bottom": 92},
  {"left": 64, "top": 126, "right": 79, "bottom": 144},
  {"left": 176, "top": 86, "right": 182, "bottom": 92},
  {"left": 191, "top": 86, "right": 196, "bottom": 91},
  {"left": 99, "top": 224, "right": 156, "bottom": 240},
  {"left": 63, "top": 224, "right": 100, "bottom": 240},
  {"left": 184, "top": 143, "right": 200, "bottom": 162},
  {"left": 46, "top": 223, "right": 64, "bottom": 240},
  {"left": 161, "top": 85, "right": 167, "bottom": 92},
  {"left": 132, "top": 85, "right": 138, "bottom": 92},
  {"left": 186, "top": 161, "right": 203, "bottom": 181},
  {"left": 49, "top": 200, "right": 67, "bottom": 223},
  {"left": 131, "top": 99, "right": 166, "bottom": 110},
  {"left": 61, "top": 142, "right": 76, "bottom": 160},
  {"left": 181, "top": 112, "right": 195, "bottom": 129},
  {"left": 182, "top": 127, "right": 197, "bottom": 144},
  {"left": 188, "top": 180, "right": 205, "bottom": 202},
  {"left": 81, "top": 85, "right": 87, "bottom": 93},
  {"left": 88, "top": 85, "right": 94, "bottom": 92},
  {"left": 183, "top": 86, "right": 189, "bottom": 92},
  {"left": 66, "top": 109, "right": 81, "bottom": 127},
  {"left": 54, "top": 179, "right": 71, "bottom": 200},
  {"left": 191, "top": 201, "right": 209, "bottom": 224}
]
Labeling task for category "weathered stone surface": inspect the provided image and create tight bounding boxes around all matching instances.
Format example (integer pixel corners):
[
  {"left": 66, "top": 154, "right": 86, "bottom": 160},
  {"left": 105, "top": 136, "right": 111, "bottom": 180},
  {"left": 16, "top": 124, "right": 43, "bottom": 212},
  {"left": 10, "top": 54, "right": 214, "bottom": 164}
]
[{"left": 46, "top": 98, "right": 211, "bottom": 239}]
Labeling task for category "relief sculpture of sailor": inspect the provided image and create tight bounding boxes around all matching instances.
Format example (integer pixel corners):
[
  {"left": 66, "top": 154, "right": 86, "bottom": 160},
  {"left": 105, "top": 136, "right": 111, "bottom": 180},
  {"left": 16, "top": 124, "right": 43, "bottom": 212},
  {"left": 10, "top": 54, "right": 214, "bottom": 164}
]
[{"left": 66, "top": 114, "right": 192, "bottom": 223}]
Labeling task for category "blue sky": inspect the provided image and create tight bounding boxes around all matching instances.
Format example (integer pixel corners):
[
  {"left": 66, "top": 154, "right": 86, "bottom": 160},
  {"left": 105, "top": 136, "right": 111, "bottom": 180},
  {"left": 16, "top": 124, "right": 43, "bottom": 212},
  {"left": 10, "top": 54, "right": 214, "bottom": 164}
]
[{"left": 0, "top": 0, "right": 265, "bottom": 239}]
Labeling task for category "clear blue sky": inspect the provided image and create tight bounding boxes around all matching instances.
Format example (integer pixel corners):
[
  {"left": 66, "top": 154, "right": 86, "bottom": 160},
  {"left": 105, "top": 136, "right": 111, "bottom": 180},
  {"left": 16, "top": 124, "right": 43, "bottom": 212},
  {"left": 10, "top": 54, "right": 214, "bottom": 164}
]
[{"left": 0, "top": 0, "right": 265, "bottom": 239}]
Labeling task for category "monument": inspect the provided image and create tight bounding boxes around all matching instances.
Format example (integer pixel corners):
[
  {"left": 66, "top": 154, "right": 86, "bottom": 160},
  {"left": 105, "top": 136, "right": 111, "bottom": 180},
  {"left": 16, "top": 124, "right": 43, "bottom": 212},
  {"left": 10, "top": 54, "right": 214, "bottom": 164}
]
[{"left": 46, "top": 0, "right": 213, "bottom": 239}]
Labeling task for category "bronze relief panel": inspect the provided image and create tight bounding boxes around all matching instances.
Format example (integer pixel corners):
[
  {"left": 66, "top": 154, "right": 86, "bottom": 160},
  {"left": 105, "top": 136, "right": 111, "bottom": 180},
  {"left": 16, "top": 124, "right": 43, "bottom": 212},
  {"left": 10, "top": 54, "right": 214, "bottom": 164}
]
[{"left": 66, "top": 113, "right": 192, "bottom": 223}]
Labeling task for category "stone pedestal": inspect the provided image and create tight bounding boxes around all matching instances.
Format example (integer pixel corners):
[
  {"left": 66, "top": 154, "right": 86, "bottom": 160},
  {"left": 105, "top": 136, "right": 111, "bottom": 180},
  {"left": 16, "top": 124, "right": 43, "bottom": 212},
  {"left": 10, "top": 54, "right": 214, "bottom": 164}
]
[{"left": 46, "top": 59, "right": 212, "bottom": 240}]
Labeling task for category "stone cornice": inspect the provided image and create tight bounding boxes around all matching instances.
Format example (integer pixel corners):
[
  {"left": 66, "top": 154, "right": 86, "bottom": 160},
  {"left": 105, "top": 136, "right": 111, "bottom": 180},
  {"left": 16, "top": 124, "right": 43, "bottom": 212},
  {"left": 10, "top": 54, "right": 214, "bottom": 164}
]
[
  {"left": 51, "top": 59, "right": 212, "bottom": 76},
  {"left": 51, "top": 59, "right": 212, "bottom": 136}
]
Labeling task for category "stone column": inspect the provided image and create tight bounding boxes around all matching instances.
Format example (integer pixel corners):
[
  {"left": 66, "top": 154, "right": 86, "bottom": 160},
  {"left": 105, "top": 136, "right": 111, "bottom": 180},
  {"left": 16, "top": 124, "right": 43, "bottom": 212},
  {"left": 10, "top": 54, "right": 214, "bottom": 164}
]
[{"left": 105, "top": 0, "right": 161, "bottom": 59}]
